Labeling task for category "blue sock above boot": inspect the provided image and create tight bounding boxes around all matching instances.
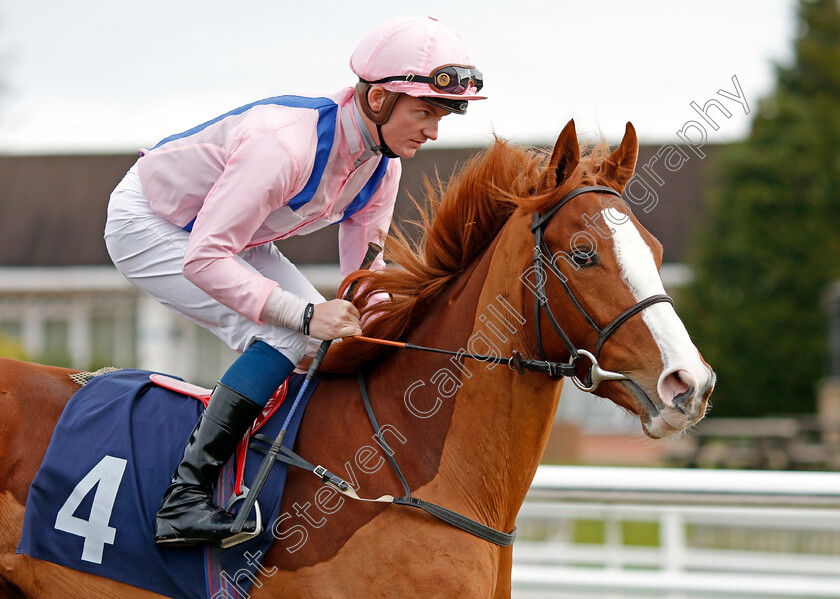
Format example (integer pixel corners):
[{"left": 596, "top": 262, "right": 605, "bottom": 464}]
[{"left": 219, "top": 340, "right": 295, "bottom": 407}]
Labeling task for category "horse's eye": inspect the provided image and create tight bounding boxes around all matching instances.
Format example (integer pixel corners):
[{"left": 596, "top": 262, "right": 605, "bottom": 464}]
[{"left": 571, "top": 249, "right": 598, "bottom": 268}]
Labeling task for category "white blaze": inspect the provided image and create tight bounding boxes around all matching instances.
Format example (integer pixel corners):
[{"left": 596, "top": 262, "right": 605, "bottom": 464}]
[{"left": 603, "top": 207, "right": 708, "bottom": 386}]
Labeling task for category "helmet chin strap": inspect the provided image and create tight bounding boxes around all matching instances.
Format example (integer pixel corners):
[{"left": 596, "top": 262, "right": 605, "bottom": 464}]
[
  {"left": 354, "top": 83, "right": 400, "bottom": 159},
  {"left": 373, "top": 124, "right": 399, "bottom": 159}
]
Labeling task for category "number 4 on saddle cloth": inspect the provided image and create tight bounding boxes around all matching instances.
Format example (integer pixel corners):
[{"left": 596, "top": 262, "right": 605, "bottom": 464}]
[{"left": 17, "top": 368, "right": 319, "bottom": 599}]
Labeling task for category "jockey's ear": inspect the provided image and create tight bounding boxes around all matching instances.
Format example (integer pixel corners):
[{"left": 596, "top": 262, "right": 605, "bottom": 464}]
[
  {"left": 539, "top": 119, "right": 580, "bottom": 192},
  {"left": 599, "top": 122, "right": 638, "bottom": 193},
  {"left": 366, "top": 85, "right": 389, "bottom": 112}
]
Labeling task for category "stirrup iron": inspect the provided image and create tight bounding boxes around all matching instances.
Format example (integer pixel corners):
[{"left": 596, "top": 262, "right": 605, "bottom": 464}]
[{"left": 220, "top": 486, "right": 263, "bottom": 549}]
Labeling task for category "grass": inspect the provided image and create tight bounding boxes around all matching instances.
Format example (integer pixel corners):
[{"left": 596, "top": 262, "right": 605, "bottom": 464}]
[{"left": 573, "top": 519, "right": 661, "bottom": 547}]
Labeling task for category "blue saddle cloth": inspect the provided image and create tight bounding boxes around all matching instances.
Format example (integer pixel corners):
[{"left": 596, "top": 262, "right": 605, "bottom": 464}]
[{"left": 17, "top": 368, "right": 317, "bottom": 599}]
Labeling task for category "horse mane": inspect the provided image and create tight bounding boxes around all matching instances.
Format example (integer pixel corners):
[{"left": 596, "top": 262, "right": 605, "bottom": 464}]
[{"left": 321, "top": 135, "right": 615, "bottom": 374}]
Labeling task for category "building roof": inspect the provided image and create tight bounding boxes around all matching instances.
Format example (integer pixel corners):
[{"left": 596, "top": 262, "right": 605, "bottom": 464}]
[
  {"left": 0, "top": 143, "right": 720, "bottom": 268},
  {"left": 0, "top": 154, "right": 136, "bottom": 266}
]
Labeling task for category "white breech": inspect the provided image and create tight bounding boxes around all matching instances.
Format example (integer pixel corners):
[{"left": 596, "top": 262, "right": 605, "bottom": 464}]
[{"left": 104, "top": 165, "right": 324, "bottom": 364}]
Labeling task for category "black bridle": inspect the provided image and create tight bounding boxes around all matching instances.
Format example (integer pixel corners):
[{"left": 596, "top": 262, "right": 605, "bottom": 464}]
[
  {"left": 349, "top": 185, "right": 674, "bottom": 392},
  {"left": 528, "top": 185, "right": 674, "bottom": 392}
]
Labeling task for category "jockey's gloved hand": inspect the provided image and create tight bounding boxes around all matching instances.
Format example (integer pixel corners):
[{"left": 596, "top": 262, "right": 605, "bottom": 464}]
[{"left": 308, "top": 299, "right": 362, "bottom": 340}]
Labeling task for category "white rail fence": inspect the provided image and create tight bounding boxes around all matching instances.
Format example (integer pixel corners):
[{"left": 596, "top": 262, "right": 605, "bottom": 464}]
[{"left": 512, "top": 466, "right": 840, "bottom": 599}]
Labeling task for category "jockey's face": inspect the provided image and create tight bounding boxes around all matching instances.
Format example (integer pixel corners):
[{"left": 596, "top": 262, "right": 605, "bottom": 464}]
[{"left": 378, "top": 94, "right": 449, "bottom": 159}]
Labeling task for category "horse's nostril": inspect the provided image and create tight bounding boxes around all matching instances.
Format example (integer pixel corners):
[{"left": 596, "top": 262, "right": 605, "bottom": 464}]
[
  {"left": 672, "top": 385, "right": 696, "bottom": 413},
  {"left": 659, "top": 369, "right": 698, "bottom": 413}
]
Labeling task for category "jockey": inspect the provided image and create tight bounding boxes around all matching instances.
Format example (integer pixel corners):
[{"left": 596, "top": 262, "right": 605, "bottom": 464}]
[{"left": 103, "top": 15, "right": 485, "bottom": 547}]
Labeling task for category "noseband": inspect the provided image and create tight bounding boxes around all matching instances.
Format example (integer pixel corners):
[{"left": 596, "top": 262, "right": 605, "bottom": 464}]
[{"left": 529, "top": 185, "right": 673, "bottom": 392}]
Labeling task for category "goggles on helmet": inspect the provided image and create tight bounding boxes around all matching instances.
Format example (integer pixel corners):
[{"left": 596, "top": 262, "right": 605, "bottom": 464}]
[{"left": 363, "top": 64, "right": 483, "bottom": 95}]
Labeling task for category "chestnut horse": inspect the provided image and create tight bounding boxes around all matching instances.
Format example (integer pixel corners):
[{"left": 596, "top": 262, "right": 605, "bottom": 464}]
[{"left": 0, "top": 120, "right": 714, "bottom": 598}]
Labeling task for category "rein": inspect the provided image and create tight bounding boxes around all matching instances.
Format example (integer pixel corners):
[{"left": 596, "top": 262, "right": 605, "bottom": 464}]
[{"left": 351, "top": 336, "right": 578, "bottom": 378}]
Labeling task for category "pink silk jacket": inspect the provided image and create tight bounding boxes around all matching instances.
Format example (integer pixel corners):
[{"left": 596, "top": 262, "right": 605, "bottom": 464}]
[{"left": 135, "top": 87, "right": 400, "bottom": 324}]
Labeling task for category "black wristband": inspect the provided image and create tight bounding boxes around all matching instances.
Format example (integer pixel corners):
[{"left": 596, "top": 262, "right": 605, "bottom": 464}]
[{"left": 302, "top": 303, "right": 315, "bottom": 335}]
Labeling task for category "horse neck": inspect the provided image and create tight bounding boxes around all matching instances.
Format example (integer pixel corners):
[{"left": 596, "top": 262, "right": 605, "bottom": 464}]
[{"left": 385, "top": 210, "right": 564, "bottom": 532}]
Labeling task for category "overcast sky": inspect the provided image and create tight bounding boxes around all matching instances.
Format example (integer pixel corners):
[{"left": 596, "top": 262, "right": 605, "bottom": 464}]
[{"left": 0, "top": 0, "right": 798, "bottom": 154}]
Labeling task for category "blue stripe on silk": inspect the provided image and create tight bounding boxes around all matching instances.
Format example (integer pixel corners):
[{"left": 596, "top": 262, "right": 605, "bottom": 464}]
[
  {"left": 336, "top": 156, "right": 390, "bottom": 224},
  {"left": 286, "top": 102, "right": 338, "bottom": 212},
  {"left": 155, "top": 95, "right": 340, "bottom": 232},
  {"left": 151, "top": 95, "right": 337, "bottom": 150}
]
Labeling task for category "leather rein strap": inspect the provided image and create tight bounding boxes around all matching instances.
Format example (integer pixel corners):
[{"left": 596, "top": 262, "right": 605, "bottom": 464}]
[{"left": 358, "top": 372, "right": 517, "bottom": 546}]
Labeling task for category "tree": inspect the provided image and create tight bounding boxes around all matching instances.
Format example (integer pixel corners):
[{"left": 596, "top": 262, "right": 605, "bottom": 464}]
[
  {"left": 681, "top": 0, "right": 840, "bottom": 417},
  {"left": 0, "top": 334, "right": 27, "bottom": 361}
]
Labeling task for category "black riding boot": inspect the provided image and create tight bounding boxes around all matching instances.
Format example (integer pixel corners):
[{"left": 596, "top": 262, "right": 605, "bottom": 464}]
[{"left": 154, "top": 382, "right": 262, "bottom": 546}]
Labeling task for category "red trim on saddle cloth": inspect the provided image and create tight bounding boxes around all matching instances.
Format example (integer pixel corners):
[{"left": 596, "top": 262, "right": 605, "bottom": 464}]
[
  {"left": 148, "top": 374, "right": 290, "bottom": 496},
  {"left": 149, "top": 374, "right": 212, "bottom": 406}
]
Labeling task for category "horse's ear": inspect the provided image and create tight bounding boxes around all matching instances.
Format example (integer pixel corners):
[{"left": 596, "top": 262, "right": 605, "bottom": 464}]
[
  {"left": 539, "top": 119, "right": 580, "bottom": 191},
  {"left": 600, "top": 122, "right": 638, "bottom": 192}
]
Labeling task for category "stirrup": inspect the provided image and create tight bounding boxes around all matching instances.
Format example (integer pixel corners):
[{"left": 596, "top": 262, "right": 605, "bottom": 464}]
[{"left": 220, "top": 486, "right": 263, "bottom": 549}]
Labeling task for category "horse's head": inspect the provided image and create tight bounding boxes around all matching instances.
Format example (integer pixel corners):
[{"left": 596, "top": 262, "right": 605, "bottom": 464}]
[{"left": 525, "top": 119, "right": 715, "bottom": 438}]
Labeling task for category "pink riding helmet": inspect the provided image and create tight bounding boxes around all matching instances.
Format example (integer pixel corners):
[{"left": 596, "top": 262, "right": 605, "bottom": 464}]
[{"left": 351, "top": 15, "right": 486, "bottom": 120}]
